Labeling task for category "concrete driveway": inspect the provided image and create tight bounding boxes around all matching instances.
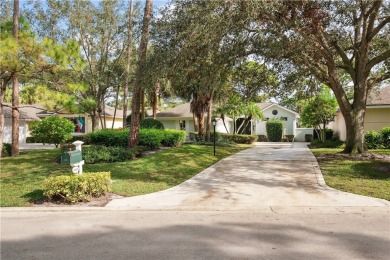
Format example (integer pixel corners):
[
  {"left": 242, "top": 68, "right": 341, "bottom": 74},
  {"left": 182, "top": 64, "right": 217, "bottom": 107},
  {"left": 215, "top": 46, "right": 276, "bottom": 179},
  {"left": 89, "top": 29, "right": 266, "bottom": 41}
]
[{"left": 106, "top": 142, "right": 389, "bottom": 210}]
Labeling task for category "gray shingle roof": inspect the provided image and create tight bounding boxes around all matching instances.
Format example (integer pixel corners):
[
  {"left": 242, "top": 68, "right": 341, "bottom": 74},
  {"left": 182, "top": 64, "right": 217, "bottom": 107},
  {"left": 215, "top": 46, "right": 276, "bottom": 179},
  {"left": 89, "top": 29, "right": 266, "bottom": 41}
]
[
  {"left": 156, "top": 103, "right": 193, "bottom": 118},
  {"left": 2, "top": 103, "right": 44, "bottom": 120},
  {"left": 367, "top": 85, "right": 390, "bottom": 106}
]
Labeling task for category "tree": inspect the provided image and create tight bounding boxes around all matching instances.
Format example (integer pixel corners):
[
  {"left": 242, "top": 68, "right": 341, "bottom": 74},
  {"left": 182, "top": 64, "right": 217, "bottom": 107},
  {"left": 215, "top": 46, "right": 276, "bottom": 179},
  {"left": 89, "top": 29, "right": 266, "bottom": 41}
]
[
  {"left": 237, "top": 102, "right": 264, "bottom": 134},
  {"left": 232, "top": 61, "right": 279, "bottom": 102},
  {"left": 11, "top": 0, "right": 19, "bottom": 156},
  {"left": 0, "top": 15, "right": 83, "bottom": 157},
  {"left": 300, "top": 87, "right": 338, "bottom": 142},
  {"left": 244, "top": 0, "right": 389, "bottom": 153},
  {"left": 129, "top": 0, "right": 153, "bottom": 147},
  {"left": 153, "top": 1, "right": 241, "bottom": 141},
  {"left": 29, "top": 116, "right": 75, "bottom": 148},
  {"left": 123, "top": 0, "right": 134, "bottom": 127}
]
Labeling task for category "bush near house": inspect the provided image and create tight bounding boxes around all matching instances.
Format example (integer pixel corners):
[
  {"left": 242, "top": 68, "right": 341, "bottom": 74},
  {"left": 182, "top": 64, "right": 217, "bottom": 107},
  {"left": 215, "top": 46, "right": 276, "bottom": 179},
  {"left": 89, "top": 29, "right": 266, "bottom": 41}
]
[
  {"left": 380, "top": 127, "right": 390, "bottom": 149},
  {"left": 43, "top": 172, "right": 111, "bottom": 204},
  {"left": 266, "top": 119, "right": 284, "bottom": 142},
  {"left": 162, "top": 129, "right": 186, "bottom": 147},
  {"left": 220, "top": 133, "right": 258, "bottom": 144},
  {"left": 365, "top": 130, "right": 382, "bottom": 149},
  {"left": 30, "top": 116, "right": 75, "bottom": 147},
  {"left": 1, "top": 143, "right": 12, "bottom": 157},
  {"left": 140, "top": 118, "right": 164, "bottom": 129},
  {"left": 88, "top": 129, "right": 186, "bottom": 149}
]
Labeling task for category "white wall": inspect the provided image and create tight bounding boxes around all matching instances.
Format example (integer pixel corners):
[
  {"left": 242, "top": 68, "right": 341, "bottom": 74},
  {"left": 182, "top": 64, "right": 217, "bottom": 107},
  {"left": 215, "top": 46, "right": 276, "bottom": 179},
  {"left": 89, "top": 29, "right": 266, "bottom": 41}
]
[
  {"left": 255, "top": 105, "right": 297, "bottom": 136},
  {"left": 295, "top": 128, "right": 314, "bottom": 142},
  {"left": 3, "top": 118, "right": 28, "bottom": 144}
]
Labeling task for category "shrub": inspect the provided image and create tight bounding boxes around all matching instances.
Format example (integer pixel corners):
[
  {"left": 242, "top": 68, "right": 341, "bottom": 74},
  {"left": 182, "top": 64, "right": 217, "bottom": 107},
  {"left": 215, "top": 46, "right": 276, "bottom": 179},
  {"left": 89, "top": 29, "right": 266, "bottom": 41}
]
[
  {"left": 365, "top": 130, "right": 382, "bottom": 149},
  {"left": 26, "top": 136, "right": 36, "bottom": 143},
  {"left": 266, "top": 119, "right": 284, "bottom": 142},
  {"left": 257, "top": 135, "right": 268, "bottom": 142},
  {"left": 30, "top": 116, "right": 75, "bottom": 147},
  {"left": 139, "top": 129, "right": 165, "bottom": 149},
  {"left": 305, "top": 134, "right": 313, "bottom": 142},
  {"left": 43, "top": 172, "right": 111, "bottom": 204},
  {"left": 88, "top": 129, "right": 129, "bottom": 147},
  {"left": 140, "top": 118, "right": 164, "bottom": 129},
  {"left": 380, "top": 127, "right": 390, "bottom": 149},
  {"left": 285, "top": 135, "right": 295, "bottom": 142},
  {"left": 1, "top": 143, "right": 12, "bottom": 157},
  {"left": 83, "top": 145, "right": 143, "bottom": 164},
  {"left": 162, "top": 129, "right": 186, "bottom": 147},
  {"left": 220, "top": 133, "right": 258, "bottom": 144}
]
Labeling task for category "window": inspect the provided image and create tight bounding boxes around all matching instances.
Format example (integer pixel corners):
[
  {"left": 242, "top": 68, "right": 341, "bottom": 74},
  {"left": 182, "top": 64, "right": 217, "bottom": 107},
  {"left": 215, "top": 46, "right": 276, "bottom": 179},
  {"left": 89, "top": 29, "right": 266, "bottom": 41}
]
[
  {"left": 272, "top": 110, "right": 278, "bottom": 115},
  {"left": 179, "top": 120, "right": 186, "bottom": 130},
  {"left": 280, "top": 117, "right": 288, "bottom": 121},
  {"left": 67, "top": 117, "right": 85, "bottom": 133}
]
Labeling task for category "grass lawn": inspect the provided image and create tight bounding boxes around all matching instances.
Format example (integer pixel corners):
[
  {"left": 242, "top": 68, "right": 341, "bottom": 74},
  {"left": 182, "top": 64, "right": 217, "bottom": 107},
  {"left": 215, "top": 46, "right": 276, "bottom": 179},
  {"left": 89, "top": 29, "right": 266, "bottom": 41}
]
[
  {"left": 311, "top": 148, "right": 390, "bottom": 201},
  {"left": 0, "top": 144, "right": 251, "bottom": 207}
]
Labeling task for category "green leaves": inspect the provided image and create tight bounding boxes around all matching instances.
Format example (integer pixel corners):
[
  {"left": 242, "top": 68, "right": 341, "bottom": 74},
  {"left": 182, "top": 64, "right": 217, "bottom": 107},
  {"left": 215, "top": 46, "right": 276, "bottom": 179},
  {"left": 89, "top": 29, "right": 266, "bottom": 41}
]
[{"left": 29, "top": 116, "right": 75, "bottom": 147}]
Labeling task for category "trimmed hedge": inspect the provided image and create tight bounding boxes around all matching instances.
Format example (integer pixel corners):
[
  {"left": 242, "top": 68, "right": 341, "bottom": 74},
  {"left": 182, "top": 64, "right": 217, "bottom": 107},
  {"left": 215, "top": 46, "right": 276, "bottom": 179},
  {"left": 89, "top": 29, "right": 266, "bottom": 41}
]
[
  {"left": 380, "top": 127, "right": 390, "bottom": 149},
  {"left": 162, "top": 129, "right": 186, "bottom": 147},
  {"left": 220, "top": 133, "right": 258, "bottom": 144},
  {"left": 88, "top": 129, "right": 186, "bottom": 150},
  {"left": 365, "top": 130, "right": 382, "bottom": 149},
  {"left": 83, "top": 145, "right": 143, "bottom": 164},
  {"left": 266, "top": 119, "right": 284, "bottom": 142},
  {"left": 43, "top": 172, "right": 111, "bottom": 203},
  {"left": 88, "top": 129, "right": 129, "bottom": 147},
  {"left": 140, "top": 118, "right": 164, "bottom": 129}
]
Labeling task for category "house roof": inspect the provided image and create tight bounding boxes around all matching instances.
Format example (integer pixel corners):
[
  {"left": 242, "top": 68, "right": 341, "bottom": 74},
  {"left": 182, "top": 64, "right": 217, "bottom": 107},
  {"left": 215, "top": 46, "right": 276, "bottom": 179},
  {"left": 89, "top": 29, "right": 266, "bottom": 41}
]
[
  {"left": 156, "top": 103, "right": 193, "bottom": 118},
  {"left": 256, "top": 102, "right": 273, "bottom": 110},
  {"left": 2, "top": 103, "right": 44, "bottom": 121},
  {"left": 367, "top": 85, "right": 390, "bottom": 106}
]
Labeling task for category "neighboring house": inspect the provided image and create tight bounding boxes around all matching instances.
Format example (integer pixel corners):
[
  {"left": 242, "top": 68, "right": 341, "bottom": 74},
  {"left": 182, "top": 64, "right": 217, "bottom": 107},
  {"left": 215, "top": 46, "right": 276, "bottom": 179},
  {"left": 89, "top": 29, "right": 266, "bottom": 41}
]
[
  {"left": 2, "top": 104, "right": 42, "bottom": 143},
  {"left": 156, "top": 103, "right": 233, "bottom": 138},
  {"left": 156, "top": 102, "right": 309, "bottom": 141},
  {"left": 331, "top": 86, "right": 390, "bottom": 141},
  {"left": 2, "top": 104, "right": 132, "bottom": 143}
]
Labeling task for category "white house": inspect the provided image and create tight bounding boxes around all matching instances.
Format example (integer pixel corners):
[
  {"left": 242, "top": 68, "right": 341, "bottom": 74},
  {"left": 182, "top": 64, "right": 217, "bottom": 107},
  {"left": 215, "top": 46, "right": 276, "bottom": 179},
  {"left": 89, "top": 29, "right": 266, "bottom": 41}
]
[
  {"left": 251, "top": 103, "right": 310, "bottom": 141},
  {"left": 156, "top": 103, "right": 233, "bottom": 139},
  {"left": 156, "top": 102, "right": 309, "bottom": 141}
]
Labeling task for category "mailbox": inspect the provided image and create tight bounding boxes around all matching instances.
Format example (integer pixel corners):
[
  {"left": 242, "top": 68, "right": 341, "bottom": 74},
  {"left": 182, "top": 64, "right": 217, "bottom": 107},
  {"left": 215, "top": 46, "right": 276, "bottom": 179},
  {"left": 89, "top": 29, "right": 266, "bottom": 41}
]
[{"left": 61, "top": 150, "right": 82, "bottom": 165}]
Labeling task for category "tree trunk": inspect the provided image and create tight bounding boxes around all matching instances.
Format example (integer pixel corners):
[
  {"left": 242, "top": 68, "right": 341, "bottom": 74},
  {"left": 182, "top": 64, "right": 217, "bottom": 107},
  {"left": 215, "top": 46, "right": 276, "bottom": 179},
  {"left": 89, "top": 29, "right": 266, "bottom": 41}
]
[
  {"left": 197, "top": 112, "right": 205, "bottom": 141},
  {"left": 112, "top": 85, "right": 120, "bottom": 129},
  {"left": 11, "top": 0, "right": 19, "bottom": 157},
  {"left": 152, "top": 81, "right": 159, "bottom": 119},
  {"left": 205, "top": 97, "right": 212, "bottom": 141},
  {"left": 123, "top": 0, "right": 133, "bottom": 128},
  {"left": 193, "top": 112, "right": 199, "bottom": 132},
  {"left": 0, "top": 82, "right": 8, "bottom": 158},
  {"left": 141, "top": 91, "right": 145, "bottom": 119},
  {"left": 91, "top": 111, "right": 100, "bottom": 132},
  {"left": 342, "top": 107, "right": 366, "bottom": 153},
  {"left": 129, "top": 0, "right": 152, "bottom": 147},
  {"left": 220, "top": 114, "right": 229, "bottom": 133}
]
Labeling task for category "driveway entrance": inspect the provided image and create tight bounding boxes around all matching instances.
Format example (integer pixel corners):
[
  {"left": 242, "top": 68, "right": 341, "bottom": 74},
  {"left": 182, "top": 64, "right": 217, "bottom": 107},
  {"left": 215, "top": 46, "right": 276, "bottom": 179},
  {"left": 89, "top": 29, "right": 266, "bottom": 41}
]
[{"left": 106, "top": 142, "right": 389, "bottom": 210}]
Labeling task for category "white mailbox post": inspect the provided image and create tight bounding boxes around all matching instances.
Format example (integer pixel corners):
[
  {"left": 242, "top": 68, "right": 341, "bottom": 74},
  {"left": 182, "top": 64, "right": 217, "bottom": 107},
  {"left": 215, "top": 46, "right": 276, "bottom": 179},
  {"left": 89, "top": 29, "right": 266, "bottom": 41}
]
[{"left": 72, "top": 141, "right": 85, "bottom": 174}]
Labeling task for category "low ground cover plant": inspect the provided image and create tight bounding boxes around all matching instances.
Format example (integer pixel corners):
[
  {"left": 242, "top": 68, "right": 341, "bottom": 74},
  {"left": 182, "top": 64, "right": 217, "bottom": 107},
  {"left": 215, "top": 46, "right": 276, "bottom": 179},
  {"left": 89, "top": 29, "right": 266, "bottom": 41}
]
[
  {"left": 83, "top": 145, "right": 144, "bottom": 164},
  {"left": 44, "top": 172, "right": 111, "bottom": 203}
]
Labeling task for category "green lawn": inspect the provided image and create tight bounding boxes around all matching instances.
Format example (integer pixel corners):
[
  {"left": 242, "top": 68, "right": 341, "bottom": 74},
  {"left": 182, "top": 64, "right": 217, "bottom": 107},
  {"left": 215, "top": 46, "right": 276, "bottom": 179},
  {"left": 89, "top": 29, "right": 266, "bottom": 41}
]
[
  {"left": 0, "top": 144, "right": 251, "bottom": 207},
  {"left": 311, "top": 148, "right": 390, "bottom": 201}
]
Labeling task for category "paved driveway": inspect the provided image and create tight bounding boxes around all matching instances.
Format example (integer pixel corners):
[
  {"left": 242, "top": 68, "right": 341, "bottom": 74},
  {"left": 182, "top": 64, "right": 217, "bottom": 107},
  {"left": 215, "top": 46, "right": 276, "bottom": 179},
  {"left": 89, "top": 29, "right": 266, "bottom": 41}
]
[{"left": 106, "top": 142, "right": 389, "bottom": 210}]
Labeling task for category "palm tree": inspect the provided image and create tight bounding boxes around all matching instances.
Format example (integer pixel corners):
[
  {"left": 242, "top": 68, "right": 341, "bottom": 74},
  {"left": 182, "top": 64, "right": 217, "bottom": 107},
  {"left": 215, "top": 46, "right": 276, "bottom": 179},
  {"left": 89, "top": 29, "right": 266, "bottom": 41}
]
[{"left": 237, "top": 102, "right": 264, "bottom": 134}]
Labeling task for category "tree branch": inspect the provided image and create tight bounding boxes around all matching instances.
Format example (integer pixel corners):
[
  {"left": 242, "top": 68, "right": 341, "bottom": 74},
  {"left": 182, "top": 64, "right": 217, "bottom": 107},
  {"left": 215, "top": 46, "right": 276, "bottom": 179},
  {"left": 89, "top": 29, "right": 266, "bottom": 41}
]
[
  {"left": 368, "top": 15, "right": 390, "bottom": 41},
  {"left": 367, "top": 49, "right": 390, "bottom": 71}
]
